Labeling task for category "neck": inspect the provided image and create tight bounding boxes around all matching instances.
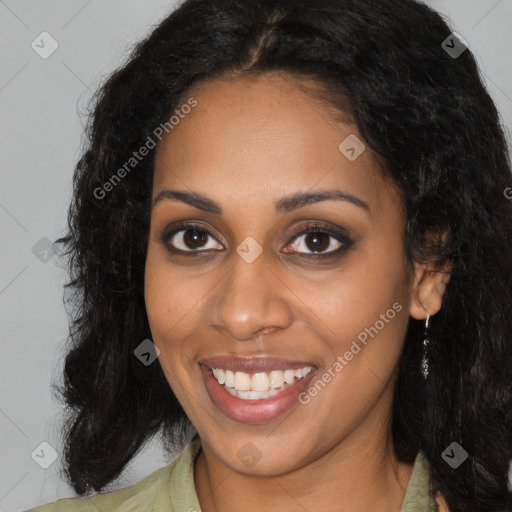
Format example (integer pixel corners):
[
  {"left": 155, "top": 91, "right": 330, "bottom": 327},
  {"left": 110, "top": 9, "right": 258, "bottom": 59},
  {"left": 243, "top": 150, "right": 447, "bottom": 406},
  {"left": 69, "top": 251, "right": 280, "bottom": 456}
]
[{"left": 194, "top": 397, "right": 413, "bottom": 512}]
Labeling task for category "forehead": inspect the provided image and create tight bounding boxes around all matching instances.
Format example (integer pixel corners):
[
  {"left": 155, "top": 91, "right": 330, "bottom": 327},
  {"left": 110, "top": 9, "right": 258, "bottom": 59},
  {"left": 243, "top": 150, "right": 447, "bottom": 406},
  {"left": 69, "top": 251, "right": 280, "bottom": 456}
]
[{"left": 152, "top": 73, "right": 399, "bottom": 219}]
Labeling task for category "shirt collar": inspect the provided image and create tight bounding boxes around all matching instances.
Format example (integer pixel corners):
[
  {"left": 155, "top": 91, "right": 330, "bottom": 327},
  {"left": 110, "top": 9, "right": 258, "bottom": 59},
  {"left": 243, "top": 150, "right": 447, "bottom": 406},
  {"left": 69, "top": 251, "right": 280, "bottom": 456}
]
[{"left": 398, "top": 451, "right": 437, "bottom": 511}]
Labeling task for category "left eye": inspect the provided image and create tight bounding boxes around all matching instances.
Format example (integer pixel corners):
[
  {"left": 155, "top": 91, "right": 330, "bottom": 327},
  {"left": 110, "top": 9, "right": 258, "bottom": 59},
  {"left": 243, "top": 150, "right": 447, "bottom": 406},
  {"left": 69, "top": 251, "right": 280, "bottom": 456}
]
[{"left": 285, "top": 228, "right": 344, "bottom": 255}]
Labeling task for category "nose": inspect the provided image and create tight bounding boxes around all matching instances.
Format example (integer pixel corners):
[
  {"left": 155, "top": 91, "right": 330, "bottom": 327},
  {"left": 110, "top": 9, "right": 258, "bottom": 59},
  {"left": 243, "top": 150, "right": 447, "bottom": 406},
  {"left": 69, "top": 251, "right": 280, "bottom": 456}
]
[{"left": 209, "top": 250, "right": 293, "bottom": 342}]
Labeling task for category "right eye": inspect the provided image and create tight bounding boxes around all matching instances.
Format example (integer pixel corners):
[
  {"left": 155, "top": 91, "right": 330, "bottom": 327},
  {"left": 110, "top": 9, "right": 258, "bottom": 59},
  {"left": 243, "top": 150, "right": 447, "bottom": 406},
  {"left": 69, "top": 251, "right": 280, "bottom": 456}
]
[{"left": 160, "top": 222, "right": 224, "bottom": 254}]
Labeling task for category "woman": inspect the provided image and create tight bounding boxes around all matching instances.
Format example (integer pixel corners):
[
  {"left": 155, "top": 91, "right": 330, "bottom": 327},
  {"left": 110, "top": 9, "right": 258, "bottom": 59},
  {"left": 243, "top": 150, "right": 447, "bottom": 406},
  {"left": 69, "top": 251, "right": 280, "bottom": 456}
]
[{"left": 26, "top": 0, "right": 512, "bottom": 510}]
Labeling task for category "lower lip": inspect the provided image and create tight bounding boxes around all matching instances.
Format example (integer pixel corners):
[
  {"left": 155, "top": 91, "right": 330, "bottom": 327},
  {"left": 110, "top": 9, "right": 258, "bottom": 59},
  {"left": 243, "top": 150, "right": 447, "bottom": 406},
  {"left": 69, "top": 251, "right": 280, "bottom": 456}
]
[{"left": 200, "top": 364, "right": 317, "bottom": 424}]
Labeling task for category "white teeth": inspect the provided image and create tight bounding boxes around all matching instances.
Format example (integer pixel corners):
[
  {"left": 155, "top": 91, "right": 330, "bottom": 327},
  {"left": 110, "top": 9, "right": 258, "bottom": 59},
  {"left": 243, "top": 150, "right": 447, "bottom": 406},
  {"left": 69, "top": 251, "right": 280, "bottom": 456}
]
[
  {"left": 225, "top": 387, "right": 281, "bottom": 400},
  {"left": 234, "top": 371, "right": 251, "bottom": 391},
  {"left": 210, "top": 365, "right": 313, "bottom": 397},
  {"left": 212, "top": 368, "right": 224, "bottom": 385},
  {"left": 269, "top": 370, "right": 284, "bottom": 388},
  {"left": 284, "top": 369, "right": 295, "bottom": 384},
  {"left": 251, "top": 372, "right": 270, "bottom": 391},
  {"left": 224, "top": 369, "right": 235, "bottom": 388}
]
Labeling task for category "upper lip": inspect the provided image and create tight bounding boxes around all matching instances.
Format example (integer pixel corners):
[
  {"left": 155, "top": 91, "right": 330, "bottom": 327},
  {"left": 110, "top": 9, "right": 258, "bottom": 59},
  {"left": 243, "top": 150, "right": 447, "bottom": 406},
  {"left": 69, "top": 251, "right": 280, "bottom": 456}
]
[{"left": 199, "top": 355, "right": 317, "bottom": 373}]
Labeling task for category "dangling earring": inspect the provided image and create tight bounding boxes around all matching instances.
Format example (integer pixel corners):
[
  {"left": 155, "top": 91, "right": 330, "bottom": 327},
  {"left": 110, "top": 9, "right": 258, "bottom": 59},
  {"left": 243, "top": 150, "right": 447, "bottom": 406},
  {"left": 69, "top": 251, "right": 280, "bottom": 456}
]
[{"left": 421, "top": 314, "right": 430, "bottom": 379}]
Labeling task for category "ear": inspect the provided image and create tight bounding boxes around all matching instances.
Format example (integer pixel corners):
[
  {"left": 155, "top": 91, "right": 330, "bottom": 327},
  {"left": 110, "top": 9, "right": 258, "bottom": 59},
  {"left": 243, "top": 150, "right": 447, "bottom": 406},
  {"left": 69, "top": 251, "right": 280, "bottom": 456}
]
[{"left": 409, "top": 259, "right": 452, "bottom": 320}]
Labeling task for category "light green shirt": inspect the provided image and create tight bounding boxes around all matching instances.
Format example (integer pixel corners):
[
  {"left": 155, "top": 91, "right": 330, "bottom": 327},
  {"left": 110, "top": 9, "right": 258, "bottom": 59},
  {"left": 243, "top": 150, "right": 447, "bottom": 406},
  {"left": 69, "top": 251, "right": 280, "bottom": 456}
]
[{"left": 25, "top": 439, "right": 437, "bottom": 511}]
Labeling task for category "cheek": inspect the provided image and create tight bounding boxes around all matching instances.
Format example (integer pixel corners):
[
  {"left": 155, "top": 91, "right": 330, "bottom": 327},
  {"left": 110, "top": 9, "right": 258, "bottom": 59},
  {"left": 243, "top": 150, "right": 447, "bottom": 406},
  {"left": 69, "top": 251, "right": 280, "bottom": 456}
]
[
  {"left": 143, "top": 248, "right": 204, "bottom": 405},
  {"left": 144, "top": 250, "right": 173, "bottom": 339},
  {"left": 295, "top": 265, "right": 409, "bottom": 450},
  {"left": 308, "top": 276, "right": 408, "bottom": 388},
  {"left": 144, "top": 246, "right": 188, "bottom": 353},
  {"left": 306, "top": 232, "right": 410, "bottom": 388},
  {"left": 144, "top": 243, "right": 214, "bottom": 368},
  {"left": 297, "top": 238, "right": 408, "bottom": 347},
  {"left": 144, "top": 243, "right": 176, "bottom": 323}
]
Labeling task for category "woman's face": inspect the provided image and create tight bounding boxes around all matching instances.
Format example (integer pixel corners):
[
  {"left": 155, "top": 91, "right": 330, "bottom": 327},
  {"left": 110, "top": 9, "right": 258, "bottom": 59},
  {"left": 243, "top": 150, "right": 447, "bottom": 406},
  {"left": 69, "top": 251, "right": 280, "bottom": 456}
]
[{"left": 145, "top": 72, "right": 415, "bottom": 475}]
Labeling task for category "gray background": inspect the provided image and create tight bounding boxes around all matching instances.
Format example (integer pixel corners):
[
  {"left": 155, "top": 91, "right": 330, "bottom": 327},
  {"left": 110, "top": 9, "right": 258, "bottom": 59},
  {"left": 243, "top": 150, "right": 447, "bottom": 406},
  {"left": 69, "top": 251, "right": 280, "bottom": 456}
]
[{"left": 1, "top": 1, "right": 511, "bottom": 510}]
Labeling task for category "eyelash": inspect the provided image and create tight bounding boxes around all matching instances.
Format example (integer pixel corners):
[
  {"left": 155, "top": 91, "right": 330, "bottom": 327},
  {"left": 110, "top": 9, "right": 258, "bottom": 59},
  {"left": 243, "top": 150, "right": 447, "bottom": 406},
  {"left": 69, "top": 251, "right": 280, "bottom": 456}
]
[{"left": 159, "top": 221, "right": 354, "bottom": 260}]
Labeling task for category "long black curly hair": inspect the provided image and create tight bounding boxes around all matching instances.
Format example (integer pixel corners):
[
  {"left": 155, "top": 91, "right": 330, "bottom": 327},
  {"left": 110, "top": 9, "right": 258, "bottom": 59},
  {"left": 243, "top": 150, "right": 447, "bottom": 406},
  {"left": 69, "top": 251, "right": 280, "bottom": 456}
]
[{"left": 53, "top": 0, "right": 512, "bottom": 509}]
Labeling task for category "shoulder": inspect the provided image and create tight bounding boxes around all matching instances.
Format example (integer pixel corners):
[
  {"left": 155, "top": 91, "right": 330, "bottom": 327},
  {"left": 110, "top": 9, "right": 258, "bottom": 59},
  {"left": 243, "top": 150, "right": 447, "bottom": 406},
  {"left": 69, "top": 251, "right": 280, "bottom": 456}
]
[
  {"left": 23, "top": 438, "right": 203, "bottom": 512},
  {"left": 23, "top": 454, "right": 179, "bottom": 512}
]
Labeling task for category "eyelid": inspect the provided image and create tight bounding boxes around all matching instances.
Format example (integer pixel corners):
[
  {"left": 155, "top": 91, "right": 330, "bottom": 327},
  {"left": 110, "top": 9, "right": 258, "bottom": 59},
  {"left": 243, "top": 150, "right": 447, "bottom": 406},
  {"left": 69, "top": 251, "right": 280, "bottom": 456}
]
[{"left": 284, "top": 221, "right": 350, "bottom": 244}]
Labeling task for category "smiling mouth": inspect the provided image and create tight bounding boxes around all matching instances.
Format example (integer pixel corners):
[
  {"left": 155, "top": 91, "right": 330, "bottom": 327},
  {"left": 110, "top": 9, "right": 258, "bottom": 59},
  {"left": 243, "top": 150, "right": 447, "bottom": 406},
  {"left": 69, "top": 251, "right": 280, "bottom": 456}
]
[
  {"left": 209, "top": 366, "right": 314, "bottom": 400},
  {"left": 199, "top": 356, "right": 318, "bottom": 423}
]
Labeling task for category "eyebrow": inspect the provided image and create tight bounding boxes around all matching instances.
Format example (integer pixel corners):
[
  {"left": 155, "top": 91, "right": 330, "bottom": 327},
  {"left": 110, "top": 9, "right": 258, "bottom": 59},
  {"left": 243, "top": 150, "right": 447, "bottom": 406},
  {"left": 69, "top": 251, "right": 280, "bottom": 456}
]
[{"left": 152, "top": 188, "right": 370, "bottom": 215}]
